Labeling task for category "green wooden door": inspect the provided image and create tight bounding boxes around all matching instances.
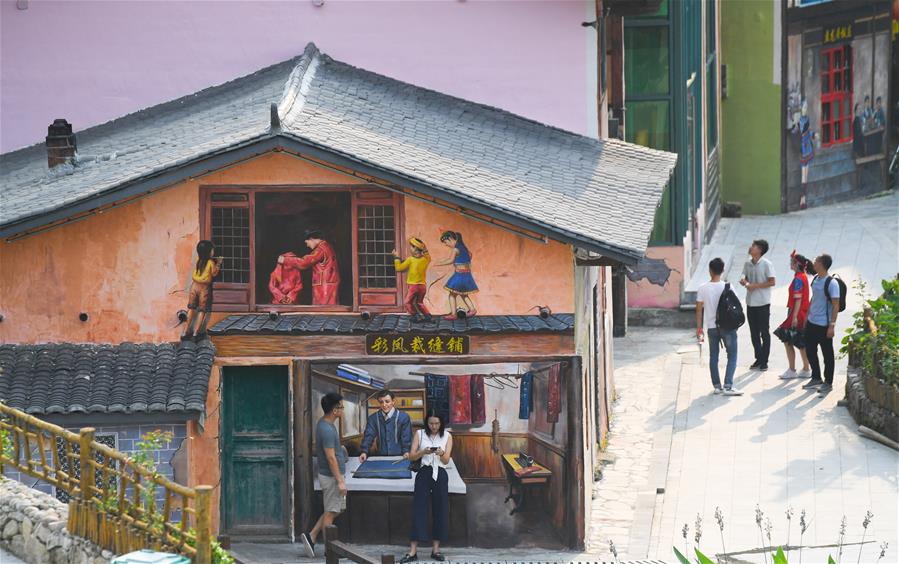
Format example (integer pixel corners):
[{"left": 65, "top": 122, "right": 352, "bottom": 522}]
[{"left": 222, "top": 366, "right": 290, "bottom": 538}]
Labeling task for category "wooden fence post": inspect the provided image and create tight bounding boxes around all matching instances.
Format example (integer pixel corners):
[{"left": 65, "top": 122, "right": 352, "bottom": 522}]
[
  {"left": 324, "top": 525, "right": 339, "bottom": 564},
  {"left": 195, "top": 485, "right": 213, "bottom": 564},
  {"left": 79, "top": 428, "right": 96, "bottom": 502}
]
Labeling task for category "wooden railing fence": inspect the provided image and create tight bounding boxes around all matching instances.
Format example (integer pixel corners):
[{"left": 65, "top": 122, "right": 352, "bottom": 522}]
[
  {"left": 324, "top": 525, "right": 395, "bottom": 564},
  {"left": 0, "top": 403, "right": 213, "bottom": 563}
]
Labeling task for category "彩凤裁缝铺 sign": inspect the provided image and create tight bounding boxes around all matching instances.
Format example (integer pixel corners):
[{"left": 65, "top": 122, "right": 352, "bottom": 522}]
[{"left": 365, "top": 333, "right": 469, "bottom": 355}]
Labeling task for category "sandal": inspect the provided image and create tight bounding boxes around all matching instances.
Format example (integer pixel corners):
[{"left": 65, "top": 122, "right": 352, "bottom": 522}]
[
  {"left": 399, "top": 554, "right": 418, "bottom": 563},
  {"left": 430, "top": 552, "right": 446, "bottom": 562}
]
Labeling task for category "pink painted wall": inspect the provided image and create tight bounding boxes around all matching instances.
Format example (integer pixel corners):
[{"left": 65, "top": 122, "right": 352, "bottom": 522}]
[
  {"left": 626, "top": 246, "right": 684, "bottom": 309},
  {"left": 0, "top": 0, "right": 590, "bottom": 153}
]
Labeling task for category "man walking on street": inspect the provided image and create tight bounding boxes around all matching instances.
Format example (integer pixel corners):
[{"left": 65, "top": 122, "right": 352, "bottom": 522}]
[
  {"left": 802, "top": 254, "right": 841, "bottom": 396},
  {"left": 740, "top": 239, "right": 776, "bottom": 370},
  {"left": 696, "top": 258, "right": 743, "bottom": 396}
]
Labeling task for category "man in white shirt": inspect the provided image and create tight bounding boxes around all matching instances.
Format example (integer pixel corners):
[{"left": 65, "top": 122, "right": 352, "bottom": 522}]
[
  {"left": 740, "top": 239, "right": 776, "bottom": 371},
  {"left": 696, "top": 258, "right": 742, "bottom": 396}
]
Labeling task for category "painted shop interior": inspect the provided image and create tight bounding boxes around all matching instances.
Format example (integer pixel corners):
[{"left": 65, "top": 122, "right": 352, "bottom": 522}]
[{"left": 0, "top": 40, "right": 676, "bottom": 550}]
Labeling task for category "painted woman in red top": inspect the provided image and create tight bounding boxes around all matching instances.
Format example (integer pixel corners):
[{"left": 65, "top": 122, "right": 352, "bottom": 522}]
[
  {"left": 776, "top": 251, "right": 813, "bottom": 380},
  {"left": 278, "top": 229, "right": 341, "bottom": 305}
]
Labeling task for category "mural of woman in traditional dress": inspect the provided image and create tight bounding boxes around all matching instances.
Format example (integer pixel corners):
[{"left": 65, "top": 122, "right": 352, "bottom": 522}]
[
  {"left": 789, "top": 98, "right": 815, "bottom": 209},
  {"left": 436, "top": 231, "right": 478, "bottom": 320}
]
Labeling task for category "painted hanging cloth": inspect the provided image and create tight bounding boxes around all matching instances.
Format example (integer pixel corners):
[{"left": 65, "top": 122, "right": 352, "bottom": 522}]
[
  {"left": 547, "top": 363, "right": 562, "bottom": 423},
  {"left": 470, "top": 375, "right": 486, "bottom": 425},
  {"left": 518, "top": 372, "right": 533, "bottom": 420},
  {"left": 449, "top": 375, "right": 472, "bottom": 424},
  {"left": 424, "top": 373, "right": 450, "bottom": 424}
]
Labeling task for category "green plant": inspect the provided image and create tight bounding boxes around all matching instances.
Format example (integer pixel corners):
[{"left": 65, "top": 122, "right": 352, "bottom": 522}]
[
  {"left": 841, "top": 277, "right": 899, "bottom": 387},
  {"left": 184, "top": 529, "right": 235, "bottom": 564}
]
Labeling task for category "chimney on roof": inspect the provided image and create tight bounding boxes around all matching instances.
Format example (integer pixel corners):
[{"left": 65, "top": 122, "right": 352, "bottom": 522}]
[{"left": 46, "top": 119, "right": 77, "bottom": 168}]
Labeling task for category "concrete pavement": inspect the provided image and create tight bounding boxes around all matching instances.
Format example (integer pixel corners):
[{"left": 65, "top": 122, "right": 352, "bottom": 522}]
[{"left": 588, "top": 192, "right": 898, "bottom": 564}]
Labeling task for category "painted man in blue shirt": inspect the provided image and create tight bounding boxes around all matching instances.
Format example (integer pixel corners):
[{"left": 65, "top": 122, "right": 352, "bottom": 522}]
[
  {"left": 359, "top": 389, "right": 413, "bottom": 462},
  {"left": 801, "top": 254, "right": 841, "bottom": 396}
]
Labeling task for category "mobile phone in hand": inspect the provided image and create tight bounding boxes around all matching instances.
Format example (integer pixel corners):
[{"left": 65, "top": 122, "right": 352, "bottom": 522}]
[{"left": 429, "top": 447, "right": 439, "bottom": 452}]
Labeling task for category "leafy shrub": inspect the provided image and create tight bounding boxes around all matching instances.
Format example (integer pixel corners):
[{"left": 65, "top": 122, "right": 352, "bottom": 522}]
[{"left": 841, "top": 277, "right": 899, "bottom": 387}]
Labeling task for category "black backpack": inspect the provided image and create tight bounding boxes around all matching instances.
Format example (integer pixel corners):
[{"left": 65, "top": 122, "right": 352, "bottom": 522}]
[
  {"left": 716, "top": 283, "right": 746, "bottom": 331},
  {"left": 820, "top": 274, "right": 847, "bottom": 314}
]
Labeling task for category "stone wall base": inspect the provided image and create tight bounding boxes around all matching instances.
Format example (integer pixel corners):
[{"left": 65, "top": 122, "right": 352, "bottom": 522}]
[
  {"left": 845, "top": 369, "right": 899, "bottom": 444},
  {"left": 0, "top": 478, "right": 112, "bottom": 564}
]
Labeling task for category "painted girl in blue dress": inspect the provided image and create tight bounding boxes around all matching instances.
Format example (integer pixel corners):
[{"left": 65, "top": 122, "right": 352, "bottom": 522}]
[{"left": 436, "top": 231, "right": 478, "bottom": 320}]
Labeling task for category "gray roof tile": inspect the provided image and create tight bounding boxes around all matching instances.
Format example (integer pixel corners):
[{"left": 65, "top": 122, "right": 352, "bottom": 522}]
[
  {"left": 0, "top": 342, "right": 214, "bottom": 416},
  {"left": 209, "top": 313, "right": 574, "bottom": 336},
  {"left": 0, "top": 43, "right": 676, "bottom": 260}
]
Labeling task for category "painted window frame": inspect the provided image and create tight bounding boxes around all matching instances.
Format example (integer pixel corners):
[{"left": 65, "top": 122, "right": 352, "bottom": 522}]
[
  {"left": 819, "top": 44, "right": 853, "bottom": 148},
  {"left": 200, "top": 185, "right": 405, "bottom": 313}
]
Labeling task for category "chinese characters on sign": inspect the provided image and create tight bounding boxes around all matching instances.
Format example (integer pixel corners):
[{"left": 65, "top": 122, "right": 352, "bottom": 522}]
[
  {"left": 823, "top": 24, "right": 852, "bottom": 44},
  {"left": 365, "top": 333, "right": 470, "bottom": 355}
]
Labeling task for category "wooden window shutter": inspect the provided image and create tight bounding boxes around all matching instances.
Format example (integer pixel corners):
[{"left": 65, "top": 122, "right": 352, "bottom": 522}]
[
  {"left": 353, "top": 189, "right": 402, "bottom": 309},
  {"left": 204, "top": 190, "right": 251, "bottom": 311}
]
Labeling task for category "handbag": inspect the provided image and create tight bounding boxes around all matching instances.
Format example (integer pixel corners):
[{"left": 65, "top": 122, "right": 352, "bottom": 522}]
[{"left": 409, "top": 429, "right": 422, "bottom": 473}]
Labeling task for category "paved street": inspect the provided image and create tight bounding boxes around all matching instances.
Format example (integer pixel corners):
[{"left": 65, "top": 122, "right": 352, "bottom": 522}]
[{"left": 588, "top": 192, "right": 898, "bottom": 563}]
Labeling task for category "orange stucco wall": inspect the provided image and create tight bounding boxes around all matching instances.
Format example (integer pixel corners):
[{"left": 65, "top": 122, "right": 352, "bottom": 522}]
[
  {"left": 1, "top": 150, "right": 576, "bottom": 534},
  {"left": 0, "top": 151, "right": 574, "bottom": 344},
  {"left": 403, "top": 199, "right": 574, "bottom": 316}
]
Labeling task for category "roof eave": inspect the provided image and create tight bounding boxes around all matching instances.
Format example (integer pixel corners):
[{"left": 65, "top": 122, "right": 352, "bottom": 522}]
[{"left": 0, "top": 133, "right": 654, "bottom": 265}]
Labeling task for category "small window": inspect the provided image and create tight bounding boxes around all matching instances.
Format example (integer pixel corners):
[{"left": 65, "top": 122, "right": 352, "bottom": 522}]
[
  {"left": 202, "top": 187, "right": 403, "bottom": 312},
  {"left": 820, "top": 44, "right": 853, "bottom": 148}
]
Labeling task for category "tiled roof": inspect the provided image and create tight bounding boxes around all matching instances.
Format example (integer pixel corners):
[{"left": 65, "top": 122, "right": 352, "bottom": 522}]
[
  {"left": 0, "top": 342, "right": 214, "bottom": 416},
  {"left": 209, "top": 313, "right": 575, "bottom": 335},
  {"left": 0, "top": 43, "right": 676, "bottom": 262}
]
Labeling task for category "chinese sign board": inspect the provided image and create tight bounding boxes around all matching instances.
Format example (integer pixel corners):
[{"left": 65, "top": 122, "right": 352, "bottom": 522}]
[
  {"left": 823, "top": 24, "right": 852, "bottom": 44},
  {"left": 365, "top": 333, "right": 470, "bottom": 355}
]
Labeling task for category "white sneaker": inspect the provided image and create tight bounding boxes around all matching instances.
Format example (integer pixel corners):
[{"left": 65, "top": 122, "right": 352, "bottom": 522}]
[
  {"left": 713, "top": 387, "right": 724, "bottom": 395},
  {"left": 797, "top": 369, "right": 812, "bottom": 378},
  {"left": 723, "top": 388, "right": 744, "bottom": 396},
  {"left": 779, "top": 369, "right": 798, "bottom": 379}
]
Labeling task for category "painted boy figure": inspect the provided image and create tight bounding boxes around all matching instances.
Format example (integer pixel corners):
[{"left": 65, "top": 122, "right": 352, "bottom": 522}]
[
  {"left": 393, "top": 237, "right": 432, "bottom": 322},
  {"left": 269, "top": 251, "right": 303, "bottom": 304},
  {"left": 278, "top": 229, "right": 340, "bottom": 305}
]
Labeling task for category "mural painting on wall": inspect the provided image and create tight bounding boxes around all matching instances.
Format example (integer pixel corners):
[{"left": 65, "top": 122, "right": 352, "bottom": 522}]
[
  {"left": 299, "top": 362, "right": 570, "bottom": 550},
  {"left": 784, "top": 9, "right": 891, "bottom": 210},
  {"left": 277, "top": 229, "right": 341, "bottom": 305},
  {"left": 181, "top": 239, "right": 222, "bottom": 341},
  {"left": 393, "top": 237, "right": 433, "bottom": 322},
  {"left": 626, "top": 256, "right": 679, "bottom": 287},
  {"left": 436, "top": 231, "right": 479, "bottom": 320}
]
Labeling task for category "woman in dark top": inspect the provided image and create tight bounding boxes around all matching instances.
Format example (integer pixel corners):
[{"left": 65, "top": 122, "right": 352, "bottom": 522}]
[{"left": 399, "top": 411, "right": 454, "bottom": 563}]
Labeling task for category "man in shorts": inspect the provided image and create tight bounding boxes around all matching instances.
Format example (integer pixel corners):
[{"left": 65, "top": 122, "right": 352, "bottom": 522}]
[{"left": 301, "top": 392, "right": 347, "bottom": 557}]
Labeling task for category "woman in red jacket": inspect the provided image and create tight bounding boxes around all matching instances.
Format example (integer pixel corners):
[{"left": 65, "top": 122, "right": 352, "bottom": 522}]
[
  {"left": 278, "top": 229, "right": 341, "bottom": 305},
  {"left": 777, "top": 252, "right": 813, "bottom": 379}
]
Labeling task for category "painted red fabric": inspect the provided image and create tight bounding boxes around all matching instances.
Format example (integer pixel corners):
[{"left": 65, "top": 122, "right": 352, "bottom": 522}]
[
  {"left": 470, "top": 375, "right": 486, "bottom": 425},
  {"left": 268, "top": 252, "right": 303, "bottom": 304},
  {"left": 449, "top": 375, "right": 472, "bottom": 424},
  {"left": 547, "top": 363, "right": 561, "bottom": 423},
  {"left": 281, "top": 240, "right": 341, "bottom": 305}
]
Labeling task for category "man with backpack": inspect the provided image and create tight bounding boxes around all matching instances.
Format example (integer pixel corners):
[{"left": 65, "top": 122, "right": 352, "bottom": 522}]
[
  {"left": 696, "top": 258, "right": 744, "bottom": 396},
  {"left": 802, "top": 254, "right": 844, "bottom": 396},
  {"left": 740, "top": 239, "right": 776, "bottom": 371}
]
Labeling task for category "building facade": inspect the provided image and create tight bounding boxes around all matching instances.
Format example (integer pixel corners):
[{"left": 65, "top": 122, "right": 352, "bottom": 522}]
[
  {"left": 621, "top": 0, "right": 723, "bottom": 309},
  {"left": 784, "top": 0, "right": 892, "bottom": 210},
  {"left": 0, "top": 38, "right": 675, "bottom": 551}
]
